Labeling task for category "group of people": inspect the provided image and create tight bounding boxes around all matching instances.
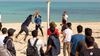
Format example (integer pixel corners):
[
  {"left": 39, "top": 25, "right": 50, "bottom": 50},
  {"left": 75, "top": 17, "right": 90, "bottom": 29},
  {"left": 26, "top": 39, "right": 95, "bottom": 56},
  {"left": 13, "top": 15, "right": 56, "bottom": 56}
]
[
  {"left": 0, "top": 10, "right": 100, "bottom": 56},
  {"left": 16, "top": 10, "right": 44, "bottom": 41}
]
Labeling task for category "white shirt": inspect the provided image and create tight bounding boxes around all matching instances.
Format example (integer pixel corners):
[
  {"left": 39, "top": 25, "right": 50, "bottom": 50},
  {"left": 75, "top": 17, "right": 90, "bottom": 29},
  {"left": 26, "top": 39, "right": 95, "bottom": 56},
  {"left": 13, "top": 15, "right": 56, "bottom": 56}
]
[
  {"left": 0, "top": 14, "right": 1, "bottom": 22},
  {"left": 63, "top": 28, "right": 73, "bottom": 42},
  {"left": 64, "top": 14, "right": 68, "bottom": 21},
  {"left": 0, "top": 34, "right": 7, "bottom": 46},
  {"left": 30, "top": 38, "right": 44, "bottom": 56}
]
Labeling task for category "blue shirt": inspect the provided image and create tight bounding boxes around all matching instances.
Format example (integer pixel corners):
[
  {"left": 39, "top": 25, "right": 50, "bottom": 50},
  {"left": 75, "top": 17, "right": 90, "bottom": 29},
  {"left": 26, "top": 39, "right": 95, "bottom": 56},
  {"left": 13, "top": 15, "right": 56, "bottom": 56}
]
[
  {"left": 71, "top": 34, "right": 85, "bottom": 55},
  {"left": 34, "top": 15, "right": 42, "bottom": 24}
]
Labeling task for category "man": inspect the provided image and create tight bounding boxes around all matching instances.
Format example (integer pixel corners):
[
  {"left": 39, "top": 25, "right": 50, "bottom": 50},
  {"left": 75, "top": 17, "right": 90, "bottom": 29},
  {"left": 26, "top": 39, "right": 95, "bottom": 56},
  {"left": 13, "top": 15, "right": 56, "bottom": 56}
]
[
  {"left": 45, "top": 26, "right": 60, "bottom": 56},
  {"left": 4, "top": 28, "right": 16, "bottom": 56},
  {"left": 76, "top": 28, "right": 98, "bottom": 56},
  {"left": 0, "top": 28, "right": 7, "bottom": 46},
  {"left": 16, "top": 14, "right": 34, "bottom": 41},
  {"left": 26, "top": 30, "right": 44, "bottom": 56},
  {"left": 0, "top": 13, "right": 2, "bottom": 30},
  {"left": 47, "top": 21, "right": 59, "bottom": 37},
  {"left": 62, "top": 22, "right": 73, "bottom": 56},
  {"left": 34, "top": 11, "right": 44, "bottom": 36},
  {"left": 70, "top": 25, "right": 85, "bottom": 56},
  {"left": 62, "top": 11, "right": 68, "bottom": 22},
  {"left": 0, "top": 28, "right": 9, "bottom": 56}
]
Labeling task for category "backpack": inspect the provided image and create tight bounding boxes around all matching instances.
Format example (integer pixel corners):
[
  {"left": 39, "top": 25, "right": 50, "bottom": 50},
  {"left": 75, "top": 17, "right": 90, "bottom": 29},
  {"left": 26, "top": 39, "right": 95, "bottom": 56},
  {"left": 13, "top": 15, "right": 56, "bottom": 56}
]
[
  {"left": 26, "top": 39, "right": 39, "bottom": 56},
  {"left": 50, "top": 34, "right": 60, "bottom": 55}
]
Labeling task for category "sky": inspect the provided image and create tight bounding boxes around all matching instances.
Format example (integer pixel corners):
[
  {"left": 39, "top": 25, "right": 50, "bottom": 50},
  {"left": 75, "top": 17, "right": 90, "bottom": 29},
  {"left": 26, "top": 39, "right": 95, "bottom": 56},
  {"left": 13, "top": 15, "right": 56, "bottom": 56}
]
[{"left": 0, "top": 0, "right": 100, "bottom": 2}]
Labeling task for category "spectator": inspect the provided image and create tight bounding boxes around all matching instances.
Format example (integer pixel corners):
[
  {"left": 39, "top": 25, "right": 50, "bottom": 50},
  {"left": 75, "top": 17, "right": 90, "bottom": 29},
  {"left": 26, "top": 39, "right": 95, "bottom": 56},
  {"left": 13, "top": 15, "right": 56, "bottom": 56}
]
[
  {"left": 47, "top": 21, "right": 59, "bottom": 37},
  {"left": 0, "top": 28, "right": 7, "bottom": 46},
  {"left": 79, "top": 36, "right": 100, "bottom": 56},
  {"left": 70, "top": 25, "right": 85, "bottom": 56},
  {"left": 3, "top": 28, "right": 16, "bottom": 56},
  {"left": 62, "top": 22, "right": 73, "bottom": 56},
  {"left": 26, "top": 30, "right": 44, "bottom": 56},
  {"left": 45, "top": 26, "right": 60, "bottom": 56},
  {"left": 76, "top": 28, "right": 98, "bottom": 56}
]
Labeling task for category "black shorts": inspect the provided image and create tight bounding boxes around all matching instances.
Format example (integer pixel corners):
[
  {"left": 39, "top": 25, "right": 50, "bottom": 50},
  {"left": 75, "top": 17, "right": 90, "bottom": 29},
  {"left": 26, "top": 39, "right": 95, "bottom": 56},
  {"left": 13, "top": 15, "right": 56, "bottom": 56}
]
[{"left": 20, "top": 25, "right": 29, "bottom": 35}]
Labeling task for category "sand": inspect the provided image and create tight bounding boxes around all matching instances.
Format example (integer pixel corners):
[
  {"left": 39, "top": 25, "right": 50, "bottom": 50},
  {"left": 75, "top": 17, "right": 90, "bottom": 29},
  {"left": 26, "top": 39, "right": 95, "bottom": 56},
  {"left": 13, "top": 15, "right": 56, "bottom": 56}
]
[{"left": 1, "top": 22, "right": 100, "bottom": 56}]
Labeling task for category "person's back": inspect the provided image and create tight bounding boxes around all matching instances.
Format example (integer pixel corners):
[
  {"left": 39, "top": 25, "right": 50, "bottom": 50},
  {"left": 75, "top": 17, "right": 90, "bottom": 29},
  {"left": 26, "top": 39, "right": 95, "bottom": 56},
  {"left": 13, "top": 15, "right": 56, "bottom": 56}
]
[
  {"left": 64, "top": 28, "right": 73, "bottom": 42},
  {"left": 47, "top": 21, "right": 59, "bottom": 37},
  {"left": 3, "top": 28, "right": 16, "bottom": 56},
  {"left": 26, "top": 30, "right": 44, "bottom": 56},
  {"left": 71, "top": 34, "right": 85, "bottom": 56},
  {"left": 79, "top": 37, "right": 100, "bottom": 56},
  {"left": 29, "top": 38, "right": 44, "bottom": 56},
  {"left": 22, "top": 14, "right": 32, "bottom": 26},
  {"left": 71, "top": 25, "right": 85, "bottom": 56},
  {"left": 76, "top": 28, "right": 98, "bottom": 56},
  {"left": 45, "top": 27, "right": 60, "bottom": 56}
]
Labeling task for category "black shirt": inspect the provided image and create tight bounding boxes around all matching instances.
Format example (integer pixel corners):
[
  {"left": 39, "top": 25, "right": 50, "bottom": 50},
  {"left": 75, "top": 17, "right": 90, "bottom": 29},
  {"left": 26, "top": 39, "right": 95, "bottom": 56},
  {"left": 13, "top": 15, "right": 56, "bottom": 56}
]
[
  {"left": 4, "top": 36, "right": 16, "bottom": 56},
  {"left": 22, "top": 15, "right": 32, "bottom": 26}
]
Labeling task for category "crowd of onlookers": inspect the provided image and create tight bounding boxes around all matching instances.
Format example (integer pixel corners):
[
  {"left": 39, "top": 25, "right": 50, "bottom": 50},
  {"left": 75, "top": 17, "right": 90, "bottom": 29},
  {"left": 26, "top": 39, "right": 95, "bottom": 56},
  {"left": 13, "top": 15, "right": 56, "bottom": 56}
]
[{"left": 0, "top": 10, "right": 100, "bottom": 56}]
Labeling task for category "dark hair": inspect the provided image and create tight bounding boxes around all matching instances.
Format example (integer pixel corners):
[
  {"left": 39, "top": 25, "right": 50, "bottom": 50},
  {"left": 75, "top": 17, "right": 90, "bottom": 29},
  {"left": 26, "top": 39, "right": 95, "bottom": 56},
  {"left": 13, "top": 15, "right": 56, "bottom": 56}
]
[
  {"left": 85, "top": 36, "right": 94, "bottom": 47},
  {"left": 32, "top": 30, "right": 38, "bottom": 37},
  {"left": 8, "top": 28, "right": 15, "bottom": 36},
  {"left": 77, "top": 25, "right": 83, "bottom": 33},
  {"left": 85, "top": 28, "right": 92, "bottom": 36},
  {"left": 49, "top": 21, "right": 57, "bottom": 27},
  {"left": 67, "top": 22, "right": 72, "bottom": 29},
  {"left": 2, "top": 27, "right": 7, "bottom": 34},
  {"left": 50, "top": 26, "right": 55, "bottom": 33}
]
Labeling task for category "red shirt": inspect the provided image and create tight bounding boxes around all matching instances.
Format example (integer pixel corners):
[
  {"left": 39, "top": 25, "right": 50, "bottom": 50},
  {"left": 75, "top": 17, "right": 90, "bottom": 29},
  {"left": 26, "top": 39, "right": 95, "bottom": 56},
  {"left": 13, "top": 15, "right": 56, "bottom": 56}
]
[{"left": 47, "top": 28, "right": 59, "bottom": 36}]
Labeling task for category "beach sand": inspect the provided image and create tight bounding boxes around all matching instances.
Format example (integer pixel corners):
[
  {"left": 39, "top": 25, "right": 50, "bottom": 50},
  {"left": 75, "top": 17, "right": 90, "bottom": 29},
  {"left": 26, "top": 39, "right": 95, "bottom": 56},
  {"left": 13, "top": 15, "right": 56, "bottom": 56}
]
[{"left": 2, "top": 22, "right": 100, "bottom": 56}]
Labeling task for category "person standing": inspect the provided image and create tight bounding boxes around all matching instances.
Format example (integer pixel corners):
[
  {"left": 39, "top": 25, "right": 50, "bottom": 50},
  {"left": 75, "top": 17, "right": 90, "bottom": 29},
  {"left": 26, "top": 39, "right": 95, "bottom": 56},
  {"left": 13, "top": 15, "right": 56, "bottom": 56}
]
[
  {"left": 61, "top": 11, "right": 68, "bottom": 25},
  {"left": 34, "top": 11, "right": 44, "bottom": 36},
  {"left": 26, "top": 30, "right": 44, "bottom": 56},
  {"left": 0, "top": 13, "right": 2, "bottom": 30},
  {"left": 16, "top": 14, "right": 34, "bottom": 41},
  {"left": 47, "top": 21, "right": 59, "bottom": 37},
  {"left": 45, "top": 26, "right": 60, "bottom": 56},
  {"left": 62, "top": 22, "right": 73, "bottom": 56},
  {"left": 3, "top": 28, "right": 16, "bottom": 56},
  {"left": 63, "top": 11, "right": 68, "bottom": 21},
  {"left": 70, "top": 25, "right": 85, "bottom": 56},
  {"left": 76, "top": 28, "right": 98, "bottom": 56}
]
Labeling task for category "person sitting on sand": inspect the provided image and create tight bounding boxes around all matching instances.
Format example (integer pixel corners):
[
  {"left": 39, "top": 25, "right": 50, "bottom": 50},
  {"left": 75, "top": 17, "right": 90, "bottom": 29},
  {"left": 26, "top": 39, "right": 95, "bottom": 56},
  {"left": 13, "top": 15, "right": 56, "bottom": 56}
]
[{"left": 15, "top": 14, "right": 34, "bottom": 41}]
